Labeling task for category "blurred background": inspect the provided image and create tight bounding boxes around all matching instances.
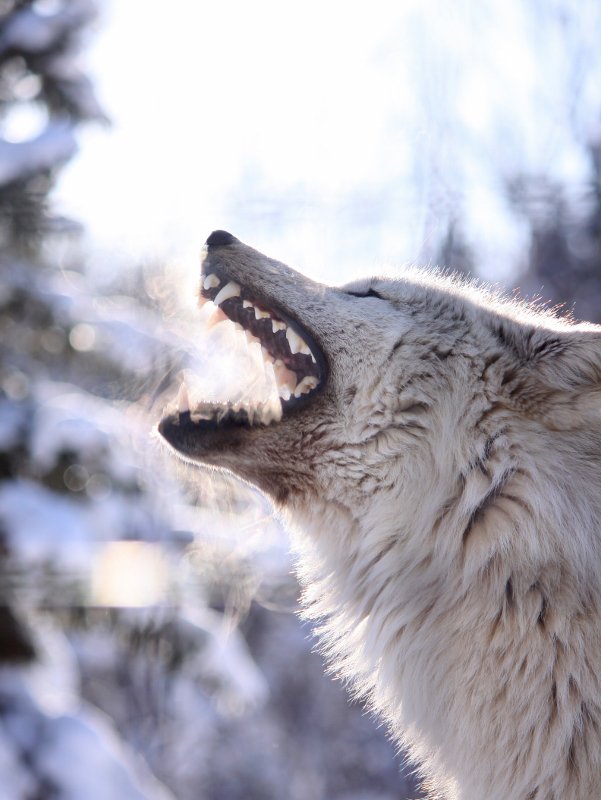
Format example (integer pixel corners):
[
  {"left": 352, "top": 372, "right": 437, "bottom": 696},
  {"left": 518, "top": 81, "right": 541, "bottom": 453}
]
[{"left": 1, "top": 1, "right": 600, "bottom": 799}]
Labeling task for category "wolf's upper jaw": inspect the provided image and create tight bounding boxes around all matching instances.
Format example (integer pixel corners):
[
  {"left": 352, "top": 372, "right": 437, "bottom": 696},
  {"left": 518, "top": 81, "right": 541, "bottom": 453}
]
[{"left": 160, "top": 232, "right": 327, "bottom": 438}]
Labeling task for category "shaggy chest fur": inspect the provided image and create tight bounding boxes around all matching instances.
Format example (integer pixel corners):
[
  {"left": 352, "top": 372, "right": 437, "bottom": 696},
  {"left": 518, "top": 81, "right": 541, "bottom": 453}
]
[{"left": 160, "top": 231, "right": 601, "bottom": 800}]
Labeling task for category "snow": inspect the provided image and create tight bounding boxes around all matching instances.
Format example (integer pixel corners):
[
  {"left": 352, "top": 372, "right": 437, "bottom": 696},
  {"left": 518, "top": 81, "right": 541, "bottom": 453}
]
[
  {"left": 0, "top": 722, "right": 36, "bottom": 799},
  {"left": 0, "top": 121, "right": 77, "bottom": 186},
  {"left": 0, "top": 669, "right": 175, "bottom": 800},
  {"left": 0, "top": 0, "right": 96, "bottom": 56},
  {"left": 36, "top": 710, "right": 173, "bottom": 800},
  {"left": 180, "top": 605, "right": 269, "bottom": 713},
  {"left": 0, "top": 480, "right": 101, "bottom": 571},
  {"left": 0, "top": 398, "right": 27, "bottom": 450},
  {"left": 30, "top": 382, "right": 138, "bottom": 483}
]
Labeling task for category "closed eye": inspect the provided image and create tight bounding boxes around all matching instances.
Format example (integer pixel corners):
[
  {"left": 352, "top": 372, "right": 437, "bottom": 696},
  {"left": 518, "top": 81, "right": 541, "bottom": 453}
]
[{"left": 345, "top": 288, "right": 384, "bottom": 300}]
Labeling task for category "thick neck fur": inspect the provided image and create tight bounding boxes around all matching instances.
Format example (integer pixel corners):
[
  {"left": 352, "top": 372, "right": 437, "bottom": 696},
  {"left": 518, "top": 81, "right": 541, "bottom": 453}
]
[{"left": 285, "top": 420, "right": 601, "bottom": 800}]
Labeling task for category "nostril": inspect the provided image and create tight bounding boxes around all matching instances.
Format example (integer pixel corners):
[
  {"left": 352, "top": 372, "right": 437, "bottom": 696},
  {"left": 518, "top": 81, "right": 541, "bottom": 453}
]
[{"left": 206, "top": 230, "right": 237, "bottom": 248}]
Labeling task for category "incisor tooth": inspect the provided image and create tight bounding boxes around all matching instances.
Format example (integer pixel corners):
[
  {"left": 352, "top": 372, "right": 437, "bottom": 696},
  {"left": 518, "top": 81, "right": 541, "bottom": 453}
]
[
  {"left": 203, "top": 274, "right": 220, "bottom": 290},
  {"left": 214, "top": 281, "right": 241, "bottom": 306},
  {"left": 285, "top": 327, "right": 303, "bottom": 355}
]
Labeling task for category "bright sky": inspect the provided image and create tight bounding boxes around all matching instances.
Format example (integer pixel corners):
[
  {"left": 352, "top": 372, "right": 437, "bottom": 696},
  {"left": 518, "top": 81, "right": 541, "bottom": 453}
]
[{"left": 55, "top": 0, "right": 601, "bottom": 285}]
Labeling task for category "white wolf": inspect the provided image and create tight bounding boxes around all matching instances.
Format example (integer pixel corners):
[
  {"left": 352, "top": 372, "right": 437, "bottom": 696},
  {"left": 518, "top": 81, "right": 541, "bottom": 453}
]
[{"left": 159, "top": 231, "right": 601, "bottom": 800}]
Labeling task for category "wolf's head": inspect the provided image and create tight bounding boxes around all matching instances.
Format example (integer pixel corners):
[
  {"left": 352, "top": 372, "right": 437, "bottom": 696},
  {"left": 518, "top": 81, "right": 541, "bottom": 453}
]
[{"left": 159, "top": 232, "right": 601, "bottom": 523}]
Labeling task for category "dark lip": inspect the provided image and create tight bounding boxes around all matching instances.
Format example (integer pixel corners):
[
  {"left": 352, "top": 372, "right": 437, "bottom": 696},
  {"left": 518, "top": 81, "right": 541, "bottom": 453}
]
[
  {"left": 157, "top": 407, "right": 251, "bottom": 461},
  {"left": 199, "top": 265, "right": 329, "bottom": 399}
]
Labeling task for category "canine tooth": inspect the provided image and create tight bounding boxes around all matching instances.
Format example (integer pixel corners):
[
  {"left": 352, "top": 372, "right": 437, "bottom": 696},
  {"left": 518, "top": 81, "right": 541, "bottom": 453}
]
[
  {"left": 214, "top": 281, "right": 241, "bottom": 306},
  {"left": 285, "top": 327, "right": 304, "bottom": 355},
  {"left": 272, "top": 319, "right": 286, "bottom": 333},
  {"left": 254, "top": 306, "right": 271, "bottom": 320},
  {"left": 177, "top": 382, "right": 189, "bottom": 413},
  {"left": 299, "top": 342, "right": 312, "bottom": 356},
  {"left": 203, "top": 274, "right": 220, "bottom": 290}
]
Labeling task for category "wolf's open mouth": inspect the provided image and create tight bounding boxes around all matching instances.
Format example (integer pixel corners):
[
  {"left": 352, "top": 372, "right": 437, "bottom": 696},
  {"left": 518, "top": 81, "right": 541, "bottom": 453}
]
[{"left": 163, "top": 265, "right": 327, "bottom": 435}]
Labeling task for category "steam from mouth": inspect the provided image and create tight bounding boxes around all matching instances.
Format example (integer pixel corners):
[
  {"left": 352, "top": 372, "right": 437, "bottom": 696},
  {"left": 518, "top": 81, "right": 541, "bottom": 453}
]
[{"left": 165, "top": 270, "right": 326, "bottom": 432}]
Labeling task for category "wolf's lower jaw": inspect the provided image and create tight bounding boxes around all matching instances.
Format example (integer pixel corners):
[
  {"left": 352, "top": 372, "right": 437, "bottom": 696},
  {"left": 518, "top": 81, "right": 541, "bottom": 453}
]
[{"left": 162, "top": 268, "right": 327, "bottom": 432}]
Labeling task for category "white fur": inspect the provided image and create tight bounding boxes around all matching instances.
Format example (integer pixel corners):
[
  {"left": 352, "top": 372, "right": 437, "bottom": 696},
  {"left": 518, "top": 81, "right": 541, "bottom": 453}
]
[{"left": 163, "top": 236, "right": 601, "bottom": 800}]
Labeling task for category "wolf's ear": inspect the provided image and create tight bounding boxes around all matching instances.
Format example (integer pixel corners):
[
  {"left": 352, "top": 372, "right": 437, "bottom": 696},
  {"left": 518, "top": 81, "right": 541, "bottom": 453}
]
[{"left": 494, "top": 321, "right": 601, "bottom": 429}]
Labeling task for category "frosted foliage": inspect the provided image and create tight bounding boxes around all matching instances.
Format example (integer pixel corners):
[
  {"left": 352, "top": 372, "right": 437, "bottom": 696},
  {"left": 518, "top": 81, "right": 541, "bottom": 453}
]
[
  {"left": 0, "top": 0, "right": 96, "bottom": 56},
  {"left": 0, "top": 671, "right": 174, "bottom": 800},
  {"left": 0, "top": 122, "right": 77, "bottom": 187}
]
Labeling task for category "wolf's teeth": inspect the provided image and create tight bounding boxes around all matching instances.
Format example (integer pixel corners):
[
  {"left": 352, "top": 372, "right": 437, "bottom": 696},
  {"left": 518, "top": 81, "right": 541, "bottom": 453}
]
[
  {"left": 203, "top": 273, "right": 220, "bottom": 290},
  {"left": 285, "top": 327, "right": 304, "bottom": 355},
  {"left": 214, "top": 281, "right": 241, "bottom": 306},
  {"left": 190, "top": 409, "right": 214, "bottom": 423},
  {"left": 294, "top": 376, "right": 319, "bottom": 397},
  {"left": 177, "top": 382, "right": 189, "bottom": 413},
  {"left": 272, "top": 319, "right": 286, "bottom": 333},
  {"left": 274, "top": 360, "right": 297, "bottom": 395}
]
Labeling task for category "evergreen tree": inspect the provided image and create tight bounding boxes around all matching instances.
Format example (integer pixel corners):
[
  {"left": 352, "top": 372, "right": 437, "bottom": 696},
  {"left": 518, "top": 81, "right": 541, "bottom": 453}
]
[{"left": 508, "top": 139, "right": 601, "bottom": 323}]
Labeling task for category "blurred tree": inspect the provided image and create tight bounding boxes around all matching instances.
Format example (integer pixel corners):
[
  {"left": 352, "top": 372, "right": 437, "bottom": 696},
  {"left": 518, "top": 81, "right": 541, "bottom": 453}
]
[
  {"left": 509, "top": 139, "right": 601, "bottom": 323},
  {"left": 0, "top": 0, "right": 106, "bottom": 251},
  {"left": 0, "top": 0, "right": 107, "bottom": 666}
]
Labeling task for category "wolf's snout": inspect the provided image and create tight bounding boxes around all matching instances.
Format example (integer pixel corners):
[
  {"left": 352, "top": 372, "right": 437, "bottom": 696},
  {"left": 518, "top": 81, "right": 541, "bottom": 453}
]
[{"left": 205, "top": 230, "right": 238, "bottom": 248}]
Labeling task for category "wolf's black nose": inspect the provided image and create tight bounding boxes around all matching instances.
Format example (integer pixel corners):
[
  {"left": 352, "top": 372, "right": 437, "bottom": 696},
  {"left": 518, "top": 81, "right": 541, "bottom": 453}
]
[{"left": 205, "top": 230, "right": 237, "bottom": 248}]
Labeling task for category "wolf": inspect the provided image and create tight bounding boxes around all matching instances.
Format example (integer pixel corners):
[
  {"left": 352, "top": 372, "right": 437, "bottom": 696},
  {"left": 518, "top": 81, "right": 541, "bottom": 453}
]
[{"left": 159, "top": 230, "right": 601, "bottom": 800}]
